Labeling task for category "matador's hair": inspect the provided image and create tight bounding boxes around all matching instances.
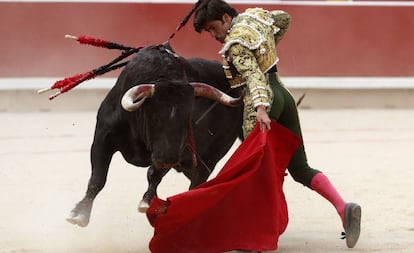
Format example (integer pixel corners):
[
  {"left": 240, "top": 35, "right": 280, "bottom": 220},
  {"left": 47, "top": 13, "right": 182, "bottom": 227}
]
[{"left": 193, "top": 0, "right": 239, "bottom": 33}]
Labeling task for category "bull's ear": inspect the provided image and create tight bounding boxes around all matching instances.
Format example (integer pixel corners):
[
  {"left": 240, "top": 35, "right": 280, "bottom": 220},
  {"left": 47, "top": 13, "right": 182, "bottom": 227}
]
[
  {"left": 121, "top": 84, "right": 155, "bottom": 111},
  {"left": 190, "top": 82, "right": 244, "bottom": 107}
]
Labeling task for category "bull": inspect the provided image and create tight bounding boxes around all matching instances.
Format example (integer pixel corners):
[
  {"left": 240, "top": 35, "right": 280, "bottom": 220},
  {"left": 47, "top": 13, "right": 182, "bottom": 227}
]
[{"left": 66, "top": 44, "right": 243, "bottom": 227}]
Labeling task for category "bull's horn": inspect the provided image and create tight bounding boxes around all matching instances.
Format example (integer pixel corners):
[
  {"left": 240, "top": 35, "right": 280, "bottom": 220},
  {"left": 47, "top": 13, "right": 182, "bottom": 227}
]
[
  {"left": 190, "top": 82, "right": 243, "bottom": 107},
  {"left": 121, "top": 84, "right": 155, "bottom": 111}
]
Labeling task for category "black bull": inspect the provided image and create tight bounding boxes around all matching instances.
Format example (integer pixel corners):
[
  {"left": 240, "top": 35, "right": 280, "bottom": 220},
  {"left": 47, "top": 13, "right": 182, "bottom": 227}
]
[{"left": 66, "top": 45, "right": 244, "bottom": 227}]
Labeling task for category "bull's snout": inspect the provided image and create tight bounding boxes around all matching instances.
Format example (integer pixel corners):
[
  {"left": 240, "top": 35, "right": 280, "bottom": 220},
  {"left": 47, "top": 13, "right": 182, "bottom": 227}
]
[
  {"left": 150, "top": 129, "right": 188, "bottom": 169},
  {"left": 151, "top": 148, "right": 182, "bottom": 169},
  {"left": 152, "top": 160, "right": 179, "bottom": 169}
]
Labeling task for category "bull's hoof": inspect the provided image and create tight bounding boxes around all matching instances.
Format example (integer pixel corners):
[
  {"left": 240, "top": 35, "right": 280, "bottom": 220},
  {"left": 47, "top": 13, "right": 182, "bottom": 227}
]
[
  {"left": 138, "top": 199, "right": 150, "bottom": 213},
  {"left": 66, "top": 211, "right": 89, "bottom": 227}
]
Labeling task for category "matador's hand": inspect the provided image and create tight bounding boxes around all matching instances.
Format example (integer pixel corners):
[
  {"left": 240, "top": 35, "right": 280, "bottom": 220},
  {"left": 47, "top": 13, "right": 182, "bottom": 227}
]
[{"left": 256, "top": 106, "right": 271, "bottom": 131}]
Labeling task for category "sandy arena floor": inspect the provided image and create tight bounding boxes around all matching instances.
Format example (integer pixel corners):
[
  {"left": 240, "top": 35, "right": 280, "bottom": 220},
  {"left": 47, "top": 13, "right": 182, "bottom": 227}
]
[{"left": 1, "top": 109, "right": 413, "bottom": 253}]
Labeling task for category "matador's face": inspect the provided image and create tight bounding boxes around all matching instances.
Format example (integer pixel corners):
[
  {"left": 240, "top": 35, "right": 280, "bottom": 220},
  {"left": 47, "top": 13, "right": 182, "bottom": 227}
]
[{"left": 202, "top": 13, "right": 232, "bottom": 43}]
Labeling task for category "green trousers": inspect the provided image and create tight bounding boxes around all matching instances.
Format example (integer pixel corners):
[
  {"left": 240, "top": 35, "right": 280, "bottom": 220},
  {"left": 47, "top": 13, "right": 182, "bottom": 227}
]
[{"left": 268, "top": 72, "right": 320, "bottom": 187}]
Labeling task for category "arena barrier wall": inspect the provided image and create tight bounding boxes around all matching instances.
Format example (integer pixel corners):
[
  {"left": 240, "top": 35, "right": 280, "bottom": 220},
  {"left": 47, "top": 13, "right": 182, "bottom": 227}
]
[
  {"left": 1, "top": 1, "right": 414, "bottom": 77},
  {"left": 1, "top": 1, "right": 414, "bottom": 110}
]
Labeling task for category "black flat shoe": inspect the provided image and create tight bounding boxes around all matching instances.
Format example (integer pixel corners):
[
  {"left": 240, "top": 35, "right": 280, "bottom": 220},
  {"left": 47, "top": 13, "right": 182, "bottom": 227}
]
[{"left": 343, "top": 202, "right": 361, "bottom": 248}]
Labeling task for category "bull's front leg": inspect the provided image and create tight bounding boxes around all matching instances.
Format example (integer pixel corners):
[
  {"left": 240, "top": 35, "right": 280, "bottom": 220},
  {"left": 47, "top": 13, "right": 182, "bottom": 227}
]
[
  {"left": 188, "top": 160, "right": 212, "bottom": 189},
  {"left": 66, "top": 136, "right": 115, "bottom": 227},
  {"left": 138, "top": 166, "right": 170, "bottom": 213}
]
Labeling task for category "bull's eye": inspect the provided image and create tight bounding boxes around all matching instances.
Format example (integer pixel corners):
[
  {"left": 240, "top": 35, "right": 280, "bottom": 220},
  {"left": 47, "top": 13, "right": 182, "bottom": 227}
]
[{"left": 170, "top": 106, "right": 176, "bottom": 119}]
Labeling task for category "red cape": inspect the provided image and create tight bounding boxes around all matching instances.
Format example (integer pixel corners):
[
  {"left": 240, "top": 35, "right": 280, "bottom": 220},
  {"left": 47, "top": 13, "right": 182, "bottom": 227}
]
[{"left": 147, "top": 121, "right": 301, "bottom": 253}]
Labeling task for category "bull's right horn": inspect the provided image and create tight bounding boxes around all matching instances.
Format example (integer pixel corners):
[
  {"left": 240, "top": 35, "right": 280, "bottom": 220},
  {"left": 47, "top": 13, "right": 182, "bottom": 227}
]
[
  {"left": 121, "top": 84, "right": 155, "bottom": 111},
  {"left": 190, "top": 82, "right": 244, "bottom": 107}
]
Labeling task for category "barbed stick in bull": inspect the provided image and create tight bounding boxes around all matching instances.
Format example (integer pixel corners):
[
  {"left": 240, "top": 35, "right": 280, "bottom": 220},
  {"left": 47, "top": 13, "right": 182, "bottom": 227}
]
[
  {"left": 64, "top": 34, "right": 136, "bottom": 51},
  {"left": 167, "top": 0, "right": 207, "bottom": 42},
  {"left": 37, "top": 44, "right": 141, "bottom": 100}
]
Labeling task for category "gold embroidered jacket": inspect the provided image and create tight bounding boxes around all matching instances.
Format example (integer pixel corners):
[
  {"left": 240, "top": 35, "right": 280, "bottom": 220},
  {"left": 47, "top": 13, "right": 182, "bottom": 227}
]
[{"left": 219, "top": 8, "right": 290, "bottom": 137}]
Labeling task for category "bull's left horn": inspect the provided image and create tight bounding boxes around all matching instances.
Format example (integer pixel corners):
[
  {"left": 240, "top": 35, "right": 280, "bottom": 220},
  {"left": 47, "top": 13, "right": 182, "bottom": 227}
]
[
  {"left": 121, "top": 84, "right": 155, "bottom": 111},
  {"left": 190, "top": 82, "right": 243, "bottom": 107}
]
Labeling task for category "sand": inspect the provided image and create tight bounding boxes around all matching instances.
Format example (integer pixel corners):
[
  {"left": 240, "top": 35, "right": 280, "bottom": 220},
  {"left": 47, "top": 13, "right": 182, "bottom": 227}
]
[{"left": 1, "top": 109, "right": 413, "bottom": 253}]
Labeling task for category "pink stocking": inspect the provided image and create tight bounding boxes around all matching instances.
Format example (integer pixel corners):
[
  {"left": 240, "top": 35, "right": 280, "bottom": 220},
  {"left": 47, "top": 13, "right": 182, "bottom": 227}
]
[{"left": 310, "top": 172, "right": 347, "bottom": 224}]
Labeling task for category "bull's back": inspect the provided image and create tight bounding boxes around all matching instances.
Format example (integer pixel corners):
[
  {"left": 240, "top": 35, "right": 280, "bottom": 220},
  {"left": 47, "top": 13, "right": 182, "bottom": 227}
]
[{"left": 187, "top": 58, "right": 228, "bottom": 91}]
